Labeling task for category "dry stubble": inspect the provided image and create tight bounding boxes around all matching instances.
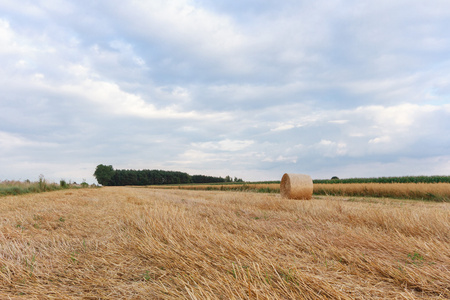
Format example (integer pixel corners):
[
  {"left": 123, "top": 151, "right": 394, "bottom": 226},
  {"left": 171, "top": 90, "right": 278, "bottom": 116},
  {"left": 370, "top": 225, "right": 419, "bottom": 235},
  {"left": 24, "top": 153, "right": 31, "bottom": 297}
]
[{"left": 0, "top": 187, "right": 449, "bottom": 299}]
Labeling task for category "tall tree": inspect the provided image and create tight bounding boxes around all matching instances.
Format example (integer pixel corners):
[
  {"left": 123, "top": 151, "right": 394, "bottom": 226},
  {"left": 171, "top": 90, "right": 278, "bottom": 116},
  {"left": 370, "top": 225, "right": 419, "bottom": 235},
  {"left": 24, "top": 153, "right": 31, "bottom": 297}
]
[{"left": 93, "top": 164, "right": 115, "bottom": 186}]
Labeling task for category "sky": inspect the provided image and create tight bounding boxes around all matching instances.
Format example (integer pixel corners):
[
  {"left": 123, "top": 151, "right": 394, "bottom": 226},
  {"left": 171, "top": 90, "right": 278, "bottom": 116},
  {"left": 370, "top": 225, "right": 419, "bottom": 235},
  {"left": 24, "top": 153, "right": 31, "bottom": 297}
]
[{"left": 1, "top": 0, "right": 450, "bottom": 184}]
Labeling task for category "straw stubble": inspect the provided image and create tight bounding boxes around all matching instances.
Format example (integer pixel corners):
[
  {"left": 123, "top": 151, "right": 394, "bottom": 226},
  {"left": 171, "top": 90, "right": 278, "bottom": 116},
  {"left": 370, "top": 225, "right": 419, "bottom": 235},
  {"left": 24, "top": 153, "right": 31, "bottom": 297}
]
[{"left": 1, "top": 187, "right": 449, "bottom": 299}]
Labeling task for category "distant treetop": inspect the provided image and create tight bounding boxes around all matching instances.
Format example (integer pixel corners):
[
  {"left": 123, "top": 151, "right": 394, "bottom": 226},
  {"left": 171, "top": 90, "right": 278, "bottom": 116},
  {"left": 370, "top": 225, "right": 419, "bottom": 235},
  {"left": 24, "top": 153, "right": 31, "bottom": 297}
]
[{"left": 93, "top": 165, "right": 242, "bottom": 186}]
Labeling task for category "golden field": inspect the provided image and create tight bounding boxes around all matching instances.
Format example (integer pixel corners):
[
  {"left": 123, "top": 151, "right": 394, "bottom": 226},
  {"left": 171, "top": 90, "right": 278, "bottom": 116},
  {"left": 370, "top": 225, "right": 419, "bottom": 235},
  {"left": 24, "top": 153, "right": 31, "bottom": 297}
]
[
  {"left": 162, "top": 182, "right": 450, "bottom": 201},
  {"left": 313, "top": 183, "right": 450, "bottom": 201},
  {"left": 1, "top": 187, "right": 449, "bottom": 299}
]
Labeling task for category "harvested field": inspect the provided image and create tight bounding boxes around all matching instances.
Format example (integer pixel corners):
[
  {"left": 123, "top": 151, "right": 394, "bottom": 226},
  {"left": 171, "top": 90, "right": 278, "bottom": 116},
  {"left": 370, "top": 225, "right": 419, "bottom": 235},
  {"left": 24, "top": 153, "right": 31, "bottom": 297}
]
[{"left": 1, "top": 187, "right": 449, "bottom": 299}]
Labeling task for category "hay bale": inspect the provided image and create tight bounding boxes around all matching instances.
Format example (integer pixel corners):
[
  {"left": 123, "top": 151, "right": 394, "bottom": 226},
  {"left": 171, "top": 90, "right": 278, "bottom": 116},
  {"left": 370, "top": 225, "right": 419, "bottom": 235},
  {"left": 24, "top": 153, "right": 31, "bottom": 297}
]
[{"left": 280, "top": 173, "right": 313, "bottom": 200}]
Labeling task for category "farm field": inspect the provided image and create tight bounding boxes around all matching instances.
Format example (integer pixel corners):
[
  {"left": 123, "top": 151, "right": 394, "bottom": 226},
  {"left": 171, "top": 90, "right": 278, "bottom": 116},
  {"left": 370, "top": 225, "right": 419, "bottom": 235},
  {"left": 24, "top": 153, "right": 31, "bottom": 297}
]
[
  {"left": 155, "top": 182, "right": 450, "bottom": 202},
  {"left": 1, "top": 187, "right": 449, "bottom": 299}
]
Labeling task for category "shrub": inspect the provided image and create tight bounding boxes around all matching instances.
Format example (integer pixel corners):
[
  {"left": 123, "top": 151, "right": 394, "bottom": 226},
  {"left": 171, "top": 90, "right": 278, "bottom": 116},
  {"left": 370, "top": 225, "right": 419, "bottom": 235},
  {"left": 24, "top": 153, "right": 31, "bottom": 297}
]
[{"left": 60, "top": 180, "right": 68, "bottom": 188}]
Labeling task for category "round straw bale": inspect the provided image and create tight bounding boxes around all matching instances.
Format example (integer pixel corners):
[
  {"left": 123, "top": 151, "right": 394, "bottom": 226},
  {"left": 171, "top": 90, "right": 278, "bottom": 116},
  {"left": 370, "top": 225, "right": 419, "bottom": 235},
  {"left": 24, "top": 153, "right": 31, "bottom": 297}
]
[{"left": 280, "top": 173, "right": 313, "bottom": 200}]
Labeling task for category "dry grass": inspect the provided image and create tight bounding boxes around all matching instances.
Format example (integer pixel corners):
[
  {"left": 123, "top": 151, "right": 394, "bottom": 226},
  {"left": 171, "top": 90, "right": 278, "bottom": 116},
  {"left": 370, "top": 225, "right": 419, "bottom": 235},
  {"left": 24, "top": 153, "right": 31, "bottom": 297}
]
[
  {"left": 1, "top": 187, "right": 449, "bottom": 299},
  {"left": 155, "top": 183, "right": 281, "bottom": 193}
]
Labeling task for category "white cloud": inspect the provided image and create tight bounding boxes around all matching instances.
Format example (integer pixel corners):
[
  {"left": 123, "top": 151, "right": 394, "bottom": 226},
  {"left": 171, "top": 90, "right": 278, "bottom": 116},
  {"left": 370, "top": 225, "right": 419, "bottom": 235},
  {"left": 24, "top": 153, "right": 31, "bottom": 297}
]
[
  {"left": 263, "top": 155, "right": 298, "bottom": 164},
  {"left": 173, "top": 150, "right": 229, "bottom": 164},
  {"left": 0, "top": 131, "right": 57, "bottom": 154},
  {"left": 368, "top": 136, "right": 391, "bottom": 144},
  {"left": 328, "top": 120, "right": 349, "bottom": 124},
  {"left": 192, "top": 139, "right": 254, "bottom": 152},
  {"left": 110, "top": 0, "right": 250, "bottom": 70},
  {"left": 0, "top": 131, "right": 30, "bottom": 150},
  {"left": 69, "top": 78, "right": 231, "bottom": 120},
  {"left": 315, "top": 140, "right": 348, "bottom": 157},
  {"left": 271, "top": 124, "right": 296, "bottom": 132},
  {"left": 61, "top": 78, "right": 191, "bottom": 119},
  {"left": 362, "top": 104, "right": 437, "bottom": 128},
  {"left": 0, "top": 19, "right": 13, "bottom": 50},
  {"left": 0, "top": 19, "right": 35, "bottom": 55}
]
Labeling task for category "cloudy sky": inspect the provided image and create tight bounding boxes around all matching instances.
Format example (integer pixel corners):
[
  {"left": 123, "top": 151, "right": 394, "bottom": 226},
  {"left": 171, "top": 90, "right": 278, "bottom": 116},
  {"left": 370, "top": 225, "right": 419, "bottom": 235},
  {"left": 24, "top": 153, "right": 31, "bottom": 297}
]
[{"left": 1, "top": 0, "right": 449, "bottom": 183}]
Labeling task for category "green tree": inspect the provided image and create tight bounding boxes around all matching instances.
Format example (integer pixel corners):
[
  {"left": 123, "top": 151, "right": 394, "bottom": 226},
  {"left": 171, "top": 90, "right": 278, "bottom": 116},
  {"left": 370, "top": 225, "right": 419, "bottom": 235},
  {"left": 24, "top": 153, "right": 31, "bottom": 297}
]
[{"left": 93, "top": 164, "right": 115, "bottom": 186}]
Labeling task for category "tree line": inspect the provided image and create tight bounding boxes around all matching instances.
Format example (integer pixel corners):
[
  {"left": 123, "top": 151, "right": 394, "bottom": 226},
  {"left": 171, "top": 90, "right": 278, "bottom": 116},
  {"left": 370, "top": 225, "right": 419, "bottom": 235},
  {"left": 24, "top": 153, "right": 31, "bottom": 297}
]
[{"left": 93, "top": 165, "right": 243, "bottom": 186}]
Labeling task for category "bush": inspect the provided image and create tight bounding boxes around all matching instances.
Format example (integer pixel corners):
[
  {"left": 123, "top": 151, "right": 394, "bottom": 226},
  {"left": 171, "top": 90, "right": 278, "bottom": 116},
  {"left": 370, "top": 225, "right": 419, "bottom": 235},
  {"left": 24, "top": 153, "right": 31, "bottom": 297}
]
[{"left": 60, "top": 180, "right": 68, "bottom": 188}]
